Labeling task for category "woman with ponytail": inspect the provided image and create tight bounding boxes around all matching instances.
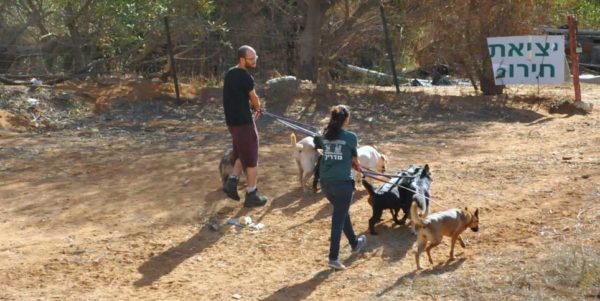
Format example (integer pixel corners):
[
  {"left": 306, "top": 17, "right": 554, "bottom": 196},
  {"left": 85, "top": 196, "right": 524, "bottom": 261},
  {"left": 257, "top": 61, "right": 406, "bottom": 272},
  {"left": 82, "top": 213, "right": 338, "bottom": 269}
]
[{"left": 319, "top": 105, "right": 367, "bottom": 270}]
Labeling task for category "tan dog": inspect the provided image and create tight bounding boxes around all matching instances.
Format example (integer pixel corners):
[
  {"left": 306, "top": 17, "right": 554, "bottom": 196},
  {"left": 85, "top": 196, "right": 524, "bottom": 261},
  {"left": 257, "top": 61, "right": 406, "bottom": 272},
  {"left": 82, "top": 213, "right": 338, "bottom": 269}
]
[
  {"left": 411, "top": 201, "right": 479, "bottom": 270},
  {"left": 291, "top": 133, "right": 319, "bottom": 193}
]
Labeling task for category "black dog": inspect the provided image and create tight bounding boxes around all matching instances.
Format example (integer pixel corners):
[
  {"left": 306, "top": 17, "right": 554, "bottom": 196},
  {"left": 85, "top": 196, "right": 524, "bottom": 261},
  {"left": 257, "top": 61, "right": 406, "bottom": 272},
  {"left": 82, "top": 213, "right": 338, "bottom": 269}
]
[
  {"left": 312, "top": 135, "right": 323, "bottom": 192},
  {"left": 362, "top": 164, "right": 432, "bottom": 235}
]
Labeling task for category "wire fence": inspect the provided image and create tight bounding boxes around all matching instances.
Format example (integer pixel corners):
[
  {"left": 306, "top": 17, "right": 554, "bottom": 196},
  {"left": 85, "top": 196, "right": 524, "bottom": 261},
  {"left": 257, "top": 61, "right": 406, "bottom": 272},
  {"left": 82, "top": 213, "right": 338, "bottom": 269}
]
[{"left": 0, "top": 16, "right": 300, "bottom": 85}]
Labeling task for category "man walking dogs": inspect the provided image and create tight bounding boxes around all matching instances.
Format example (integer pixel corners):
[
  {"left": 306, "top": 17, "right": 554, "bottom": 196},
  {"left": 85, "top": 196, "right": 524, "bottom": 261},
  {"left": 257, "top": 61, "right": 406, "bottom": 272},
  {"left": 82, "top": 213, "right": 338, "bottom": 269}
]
[{"left": 222, "top": 45, "right": 268, "bottom": 208}]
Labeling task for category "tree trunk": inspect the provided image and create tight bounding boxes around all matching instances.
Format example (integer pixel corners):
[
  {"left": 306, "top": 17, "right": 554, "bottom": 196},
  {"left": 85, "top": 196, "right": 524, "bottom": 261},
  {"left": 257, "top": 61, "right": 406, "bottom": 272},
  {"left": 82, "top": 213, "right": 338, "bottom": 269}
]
[
  {"left": 479, "top": 52, "right": 504, "bottom": 95},
  {"left": 65, "top": 10, "right": 84, "bottom": 72},
  {"left": 297, "top": 0, "right": 331, "bottom": 82}
]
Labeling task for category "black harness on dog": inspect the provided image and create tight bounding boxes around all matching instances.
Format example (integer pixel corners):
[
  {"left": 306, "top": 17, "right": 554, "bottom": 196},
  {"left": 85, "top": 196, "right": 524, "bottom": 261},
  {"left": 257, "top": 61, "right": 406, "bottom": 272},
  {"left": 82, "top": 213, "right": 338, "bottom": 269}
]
[{"left": 364, "top": 166, "right": 431, "bottom": 202}]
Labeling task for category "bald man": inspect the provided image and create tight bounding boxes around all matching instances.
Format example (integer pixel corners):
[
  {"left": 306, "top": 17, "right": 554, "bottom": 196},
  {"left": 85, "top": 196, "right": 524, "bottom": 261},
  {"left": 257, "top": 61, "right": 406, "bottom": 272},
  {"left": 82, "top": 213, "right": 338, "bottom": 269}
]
[{"left": 221, "top": 45, "right": 268, "bottom": 208}]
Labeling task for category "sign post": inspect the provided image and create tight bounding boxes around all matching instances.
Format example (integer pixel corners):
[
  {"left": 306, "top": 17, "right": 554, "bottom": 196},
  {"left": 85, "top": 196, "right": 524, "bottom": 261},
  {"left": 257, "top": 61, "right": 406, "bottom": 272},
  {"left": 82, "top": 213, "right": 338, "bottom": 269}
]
[{"left": 568, "top": 14, "right": 582, "bottom": 103}]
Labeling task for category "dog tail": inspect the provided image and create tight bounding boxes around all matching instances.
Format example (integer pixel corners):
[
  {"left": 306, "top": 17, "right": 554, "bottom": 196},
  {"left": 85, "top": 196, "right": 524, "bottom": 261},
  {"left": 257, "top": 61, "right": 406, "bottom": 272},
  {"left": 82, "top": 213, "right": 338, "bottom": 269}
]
[
  {"left": 362, "top": 179, "right": 376, "bottom": 197},
  {"left": 290, "top": 132, "right": 297, "bottom": 146},
  {"left": 411, "top": 201, "right": 425, "bottom": 227}
]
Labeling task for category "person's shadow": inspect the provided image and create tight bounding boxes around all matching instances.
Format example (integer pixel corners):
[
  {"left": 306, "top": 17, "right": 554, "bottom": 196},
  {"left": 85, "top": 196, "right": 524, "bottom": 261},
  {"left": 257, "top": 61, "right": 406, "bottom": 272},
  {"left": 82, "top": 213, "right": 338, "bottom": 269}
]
[
  {"left": 260, "top": 270, "right": 333, "bottom": 301},
  {"left": 134, "top": 189, "right": 237, "bottom": 287},
  {"left": 134, "top": 222, "right": 223, "bottom": 287}
]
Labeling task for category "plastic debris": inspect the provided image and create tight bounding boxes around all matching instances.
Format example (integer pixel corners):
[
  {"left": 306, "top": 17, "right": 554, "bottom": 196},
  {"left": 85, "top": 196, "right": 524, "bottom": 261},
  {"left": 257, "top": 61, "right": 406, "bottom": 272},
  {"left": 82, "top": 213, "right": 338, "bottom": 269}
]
[{"left": 226, "top": 216, "right": 264, "bottom": 231}]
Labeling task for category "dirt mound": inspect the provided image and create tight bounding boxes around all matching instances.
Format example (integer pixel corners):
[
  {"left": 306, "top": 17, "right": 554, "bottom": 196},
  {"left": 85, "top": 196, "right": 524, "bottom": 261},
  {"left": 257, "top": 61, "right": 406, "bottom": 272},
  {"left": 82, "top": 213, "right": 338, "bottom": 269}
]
[
  {"left": 548, "top": 99, "right": 593, "bottom": 115},
  {"left": 55, "top": 78, "right": 201, "bottom": 113},
  {"left": 0, "top": 85, "right": 92, "bottom": 131}
]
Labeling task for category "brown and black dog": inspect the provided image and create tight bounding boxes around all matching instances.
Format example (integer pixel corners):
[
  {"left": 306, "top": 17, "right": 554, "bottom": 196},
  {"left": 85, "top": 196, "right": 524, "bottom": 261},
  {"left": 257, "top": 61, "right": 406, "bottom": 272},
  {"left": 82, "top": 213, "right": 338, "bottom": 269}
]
[{"left": 411, "top": 201, "right": 479, "bottom": 270}]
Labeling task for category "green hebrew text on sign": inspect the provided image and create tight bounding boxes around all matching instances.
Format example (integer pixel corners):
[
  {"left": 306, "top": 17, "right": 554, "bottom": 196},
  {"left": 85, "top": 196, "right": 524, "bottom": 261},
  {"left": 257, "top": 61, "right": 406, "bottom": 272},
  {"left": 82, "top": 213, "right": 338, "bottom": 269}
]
[{"left": 487, "top": 36, "right": 565, "bottom": 85}]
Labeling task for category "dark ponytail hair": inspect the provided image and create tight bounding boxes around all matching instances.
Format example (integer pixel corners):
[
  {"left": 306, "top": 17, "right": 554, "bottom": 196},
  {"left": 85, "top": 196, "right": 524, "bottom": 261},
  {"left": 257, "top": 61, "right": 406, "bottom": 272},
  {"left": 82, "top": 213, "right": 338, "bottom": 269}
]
[{"left": 323, "top": 105, "right": 350, "bottom": 140}]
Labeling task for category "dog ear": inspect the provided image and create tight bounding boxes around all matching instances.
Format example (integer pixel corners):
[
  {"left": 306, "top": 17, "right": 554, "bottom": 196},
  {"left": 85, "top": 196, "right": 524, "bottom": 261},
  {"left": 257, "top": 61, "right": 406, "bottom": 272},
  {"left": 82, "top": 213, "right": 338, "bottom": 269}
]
[
  {"left": 474, "top": 208, "right": 479, "bottom": 218},
  {"left": 420, "top": 164, "right": 430, "bottom": 178}
]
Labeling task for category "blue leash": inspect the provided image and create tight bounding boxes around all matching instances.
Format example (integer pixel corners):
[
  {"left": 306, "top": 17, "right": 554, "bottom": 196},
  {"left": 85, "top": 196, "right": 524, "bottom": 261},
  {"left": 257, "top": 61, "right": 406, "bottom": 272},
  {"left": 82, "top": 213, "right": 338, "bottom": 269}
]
[
  {"left": 262, "top": 110, "right": 320, "bottom": 131},
  {"left": 276, "top": 118, "right": 318, "bottom": 136},
  {"left": 262, "top": 110, "right": 320, "bottom": 136}
]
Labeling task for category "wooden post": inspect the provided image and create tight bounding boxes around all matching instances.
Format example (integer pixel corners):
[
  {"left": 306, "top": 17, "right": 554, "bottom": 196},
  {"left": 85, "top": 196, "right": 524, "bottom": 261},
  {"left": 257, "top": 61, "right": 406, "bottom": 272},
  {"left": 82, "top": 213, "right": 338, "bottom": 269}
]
[
  {"left": 164, "top": 16, "right": 181, "bottom": 105},
  {"left": 379, "top": 3, "right": 400, "bottom": 93},
  {"left": 568, "top": 14, "right": 581, "bottom": 103}
]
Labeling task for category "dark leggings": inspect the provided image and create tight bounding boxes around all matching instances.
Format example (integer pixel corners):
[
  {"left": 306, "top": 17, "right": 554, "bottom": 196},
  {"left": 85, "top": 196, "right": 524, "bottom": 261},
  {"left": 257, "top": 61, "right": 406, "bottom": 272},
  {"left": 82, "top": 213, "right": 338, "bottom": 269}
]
[{"left": 321, "top": 180, "right": 358, "bottom": 260}]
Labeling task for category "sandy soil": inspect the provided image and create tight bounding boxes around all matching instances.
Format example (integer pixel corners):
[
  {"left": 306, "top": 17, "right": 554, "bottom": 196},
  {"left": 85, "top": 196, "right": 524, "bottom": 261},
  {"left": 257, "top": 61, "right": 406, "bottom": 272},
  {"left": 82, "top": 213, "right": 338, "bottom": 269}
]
[{"left": 0, "top": 81, "right": 599, "bottom": 300}]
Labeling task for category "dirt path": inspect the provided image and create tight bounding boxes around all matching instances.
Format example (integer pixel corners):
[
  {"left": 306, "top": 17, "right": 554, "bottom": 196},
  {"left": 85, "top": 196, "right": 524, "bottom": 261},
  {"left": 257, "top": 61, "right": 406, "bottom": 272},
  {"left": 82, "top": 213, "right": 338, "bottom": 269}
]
[{"left": 1, "top": 83, "right": 599, "bottom": 300}]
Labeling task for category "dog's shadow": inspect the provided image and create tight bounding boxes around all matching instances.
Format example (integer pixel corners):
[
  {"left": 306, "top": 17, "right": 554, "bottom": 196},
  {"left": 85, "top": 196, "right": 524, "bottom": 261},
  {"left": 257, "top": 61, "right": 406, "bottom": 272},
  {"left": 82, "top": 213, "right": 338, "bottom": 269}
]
[
  {"left": 372, "top": 225, "right": 416, "bottom": 263},
  {"left": 260, "top": 269, "right": 333, "bottom": 301},
  {"left": 376, "top": 258, "right": 466, "bottom": 297}
]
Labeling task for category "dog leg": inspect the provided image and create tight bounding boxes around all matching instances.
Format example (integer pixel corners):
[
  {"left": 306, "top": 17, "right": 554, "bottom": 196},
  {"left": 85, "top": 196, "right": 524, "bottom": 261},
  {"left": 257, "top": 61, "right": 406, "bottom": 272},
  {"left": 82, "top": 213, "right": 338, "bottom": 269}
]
[
  {"left": 425, "top": 241, "right": 441, "bottom": 265},
  {"left": 415, "top": 240, "right": 426, "bottom": 270},
  {"left": 457, "top": 235, "right": 466, "bottom": 248},
  {"left": 312, "top": 159, "right": 321, "bottom": 192},
  {"left": 398, "top": 211, "right": 409, "bottom": 225},
  {"left": 450, "top": 235, "right": 465, "bottom": 260},
  {"left": 302, "top": 171, "right": 312, "bottom": 193},
  {"left": 392, "top": 210, "right": 406, "bottom": 226},
  {"left": 296, "top": 161, "right": 303, "bottom": 189},
  {"left": 369, "top": 207, "right": 383, "bottom": 235}
]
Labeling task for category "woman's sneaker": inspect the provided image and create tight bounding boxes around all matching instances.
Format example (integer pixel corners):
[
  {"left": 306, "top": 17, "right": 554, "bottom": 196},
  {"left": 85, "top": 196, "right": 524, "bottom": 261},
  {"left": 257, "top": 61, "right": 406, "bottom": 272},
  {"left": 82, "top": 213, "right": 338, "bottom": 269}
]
[
  {"left": 351, "top": 235, "right": 367, "bottom": 254},
  {"left": 328, "top": 259, "right": 346, "bottom": 270}
]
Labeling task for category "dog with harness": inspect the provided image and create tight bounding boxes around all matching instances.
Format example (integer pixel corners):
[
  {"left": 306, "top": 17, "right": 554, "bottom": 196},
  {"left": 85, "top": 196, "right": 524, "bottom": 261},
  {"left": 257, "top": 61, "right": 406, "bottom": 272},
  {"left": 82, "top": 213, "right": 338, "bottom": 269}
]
[{"left": 362, "top": 164, "right": 431, "bottom": 235}]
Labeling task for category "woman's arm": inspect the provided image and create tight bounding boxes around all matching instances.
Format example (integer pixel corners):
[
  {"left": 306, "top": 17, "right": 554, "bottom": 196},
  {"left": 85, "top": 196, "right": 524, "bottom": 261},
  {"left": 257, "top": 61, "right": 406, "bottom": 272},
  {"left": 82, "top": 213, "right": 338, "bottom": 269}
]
[{"left": 352, "top": 156, "right": 361, "bottom": 171}]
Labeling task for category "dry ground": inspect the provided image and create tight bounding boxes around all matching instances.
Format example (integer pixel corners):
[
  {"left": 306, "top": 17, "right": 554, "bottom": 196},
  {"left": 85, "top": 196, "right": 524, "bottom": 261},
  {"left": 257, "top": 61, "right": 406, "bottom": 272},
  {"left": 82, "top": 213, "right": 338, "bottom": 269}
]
[{"left": 1, "top": 81, "right": 599, "bottom": 300}]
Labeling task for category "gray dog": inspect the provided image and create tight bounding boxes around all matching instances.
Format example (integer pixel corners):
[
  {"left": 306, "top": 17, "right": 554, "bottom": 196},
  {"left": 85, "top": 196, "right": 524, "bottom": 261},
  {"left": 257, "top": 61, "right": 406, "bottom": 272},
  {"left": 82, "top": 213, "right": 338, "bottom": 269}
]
[{"left": 219, "top": 147, "right": 236, "bottom": 184}]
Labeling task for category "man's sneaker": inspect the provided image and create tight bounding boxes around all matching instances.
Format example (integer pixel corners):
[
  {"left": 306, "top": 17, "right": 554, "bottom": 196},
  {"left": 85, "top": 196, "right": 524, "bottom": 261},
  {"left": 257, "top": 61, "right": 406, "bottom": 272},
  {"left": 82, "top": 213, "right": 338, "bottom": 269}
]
[
  {"left": 351, "top": 235, "right": 367, "bottom": 254},
  {"left": 328, "top": 259, "right": 346, "bottom": 270},
  {"left": 244, "top": 189, "right": 267, "bottom": 208},
  {"left": 222, "top": 177, "right": 240, "bottom": 201}
]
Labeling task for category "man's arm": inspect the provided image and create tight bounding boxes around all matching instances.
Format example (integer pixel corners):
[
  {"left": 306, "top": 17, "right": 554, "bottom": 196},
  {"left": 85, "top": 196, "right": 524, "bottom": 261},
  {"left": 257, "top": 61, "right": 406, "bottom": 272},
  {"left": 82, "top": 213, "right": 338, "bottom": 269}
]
[{"left": 249, "top": 89, "right": 261, "bottom": 119}]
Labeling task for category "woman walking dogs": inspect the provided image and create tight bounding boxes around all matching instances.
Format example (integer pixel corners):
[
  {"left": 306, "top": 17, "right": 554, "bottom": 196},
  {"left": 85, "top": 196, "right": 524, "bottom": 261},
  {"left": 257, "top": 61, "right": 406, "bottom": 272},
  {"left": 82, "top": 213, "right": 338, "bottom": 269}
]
[
  {"left": 319, "top": 105, "right": 367, "bottom": 270},
  {"left": 221, "top": 45, "right": 267, "bottom": 208}
]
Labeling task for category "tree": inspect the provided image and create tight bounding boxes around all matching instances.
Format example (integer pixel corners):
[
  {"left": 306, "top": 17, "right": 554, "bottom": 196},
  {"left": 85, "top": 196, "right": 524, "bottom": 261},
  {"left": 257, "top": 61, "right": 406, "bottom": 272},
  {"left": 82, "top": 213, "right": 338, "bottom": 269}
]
[
  {"left": 405, "top": 0, "right": 551, "bottom": 95},
  {"left": 550, "top": 0, "right": 600, "bottom": 28}
]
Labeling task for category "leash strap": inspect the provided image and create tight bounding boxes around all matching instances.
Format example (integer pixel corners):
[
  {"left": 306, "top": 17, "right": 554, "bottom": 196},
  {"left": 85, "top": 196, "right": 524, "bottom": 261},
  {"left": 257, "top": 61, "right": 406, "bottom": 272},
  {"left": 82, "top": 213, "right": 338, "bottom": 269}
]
[
  {"left": 275, "top": 118, "right": 318, "bottom": 136},
  {"left": 263, "top": 110, "right": 320, "bottom": 134},
  {"left": 360, "top": 167, "right": 416, "bottom": 179},
  {"left": 362, "top": 172, "right": 448, "bottom": 210}
]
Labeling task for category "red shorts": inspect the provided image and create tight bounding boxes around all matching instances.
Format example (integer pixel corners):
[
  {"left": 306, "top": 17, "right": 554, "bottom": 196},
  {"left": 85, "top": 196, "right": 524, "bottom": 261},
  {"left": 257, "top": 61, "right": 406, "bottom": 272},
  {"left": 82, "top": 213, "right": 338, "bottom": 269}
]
[{"left": 228, "top": 123, "right": 259, "bottom": 168}]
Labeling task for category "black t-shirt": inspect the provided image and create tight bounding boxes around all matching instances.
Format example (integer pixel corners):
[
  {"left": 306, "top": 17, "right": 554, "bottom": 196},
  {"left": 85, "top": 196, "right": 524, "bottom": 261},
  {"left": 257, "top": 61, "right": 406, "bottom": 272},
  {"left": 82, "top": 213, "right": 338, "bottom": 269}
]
[{"left": 223, "top": 67, "right": 254, "bottom": 126}]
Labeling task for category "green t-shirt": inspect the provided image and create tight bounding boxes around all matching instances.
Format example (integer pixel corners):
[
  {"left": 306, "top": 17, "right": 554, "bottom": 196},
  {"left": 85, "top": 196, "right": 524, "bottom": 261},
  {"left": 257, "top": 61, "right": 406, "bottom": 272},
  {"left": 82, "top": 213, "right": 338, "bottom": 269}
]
[{"left": 319, "top": 130, "right": 358, "bottom": 182}]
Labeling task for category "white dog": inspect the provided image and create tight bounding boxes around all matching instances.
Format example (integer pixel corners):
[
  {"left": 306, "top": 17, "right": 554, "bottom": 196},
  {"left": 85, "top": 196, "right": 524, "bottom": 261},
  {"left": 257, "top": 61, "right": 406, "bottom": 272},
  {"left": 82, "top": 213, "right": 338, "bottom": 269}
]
[
  {"left": 354, "top": 145, "right": 388, "bottom": 187},
  {"left": 291, "top": 133, "right": 319, "bottom": 193}
]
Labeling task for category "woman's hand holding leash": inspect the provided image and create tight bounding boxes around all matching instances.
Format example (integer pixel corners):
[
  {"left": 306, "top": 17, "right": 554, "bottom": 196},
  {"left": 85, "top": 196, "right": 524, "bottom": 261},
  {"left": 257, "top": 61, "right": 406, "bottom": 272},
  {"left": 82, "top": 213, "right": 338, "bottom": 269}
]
[
  {"left": 352, "top": 157, "right": 362, "bottom": 172},
  {"left": 254, "top": 107, "right": 261, "bottom": 119}
]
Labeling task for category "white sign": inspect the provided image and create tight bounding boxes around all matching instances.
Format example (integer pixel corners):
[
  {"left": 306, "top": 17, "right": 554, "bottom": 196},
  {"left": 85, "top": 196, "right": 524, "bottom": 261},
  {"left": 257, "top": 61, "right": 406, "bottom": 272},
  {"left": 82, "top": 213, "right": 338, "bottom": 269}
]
[{"left": 487, "top": 35, "right": 565, "bottom": 85}]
